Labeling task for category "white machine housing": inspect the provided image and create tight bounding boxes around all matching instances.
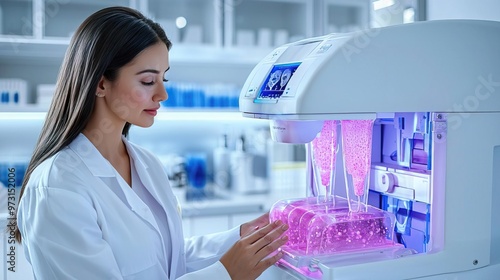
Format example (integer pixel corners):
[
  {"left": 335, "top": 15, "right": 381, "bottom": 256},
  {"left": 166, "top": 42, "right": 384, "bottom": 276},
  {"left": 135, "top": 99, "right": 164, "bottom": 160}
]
[{"left": 240, "top": 20, "right": 500, "bottom": 279}]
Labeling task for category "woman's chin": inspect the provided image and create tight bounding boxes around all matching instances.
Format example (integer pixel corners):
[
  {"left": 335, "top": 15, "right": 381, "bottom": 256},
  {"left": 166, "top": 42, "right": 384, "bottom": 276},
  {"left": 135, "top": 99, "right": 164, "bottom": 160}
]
[{"left": 131, "top": 120, "right": 155, "bottom": 128}]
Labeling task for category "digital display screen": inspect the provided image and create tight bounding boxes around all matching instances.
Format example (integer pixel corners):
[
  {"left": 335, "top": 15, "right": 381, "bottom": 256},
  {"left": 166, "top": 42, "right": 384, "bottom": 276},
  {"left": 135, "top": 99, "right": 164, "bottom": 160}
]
[{"left": 257, "top": 62, "right": 301, "bottom": 100}]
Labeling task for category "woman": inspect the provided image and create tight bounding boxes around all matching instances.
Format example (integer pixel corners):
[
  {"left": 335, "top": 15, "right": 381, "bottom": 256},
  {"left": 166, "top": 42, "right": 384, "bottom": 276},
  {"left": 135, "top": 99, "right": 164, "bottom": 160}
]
[{"left": 15, "top": 6, "right": 288, "bottom": 280}]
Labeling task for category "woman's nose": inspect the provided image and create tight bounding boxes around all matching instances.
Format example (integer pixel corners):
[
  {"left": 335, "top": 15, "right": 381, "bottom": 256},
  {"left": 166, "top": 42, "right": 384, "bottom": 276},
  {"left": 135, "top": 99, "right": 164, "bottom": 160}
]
[{"left": 156, "top": 83, "right": 168, "bottom": 102}]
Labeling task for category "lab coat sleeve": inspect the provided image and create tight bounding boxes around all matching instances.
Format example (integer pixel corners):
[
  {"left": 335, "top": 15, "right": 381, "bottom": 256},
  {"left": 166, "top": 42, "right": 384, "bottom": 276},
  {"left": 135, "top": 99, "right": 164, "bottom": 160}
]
[
  {"left": 177, "top": 261, "right": 232, "bottom": 280},
  {"left": 18, "top": 186, "right": 124, "bottom": 280},
  {"left": 184, "top": 226, "right": 240, "bottom": 272}
]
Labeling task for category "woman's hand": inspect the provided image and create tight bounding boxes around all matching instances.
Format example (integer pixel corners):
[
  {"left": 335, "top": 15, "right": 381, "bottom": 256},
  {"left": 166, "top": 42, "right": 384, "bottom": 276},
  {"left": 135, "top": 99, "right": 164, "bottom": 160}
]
[
  {"left": 240, "top": 212, "right": 271, "bottom": 237},
  {"left": 220, "top": 220, "right": 289, "bottom": 280}
]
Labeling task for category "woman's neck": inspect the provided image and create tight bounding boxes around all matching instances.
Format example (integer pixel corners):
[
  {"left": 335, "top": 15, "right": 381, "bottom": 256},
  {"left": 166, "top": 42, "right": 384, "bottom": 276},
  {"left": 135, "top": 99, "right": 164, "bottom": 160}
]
[{"left": 83, "top": 113, "right": 128, "bottom": 164}]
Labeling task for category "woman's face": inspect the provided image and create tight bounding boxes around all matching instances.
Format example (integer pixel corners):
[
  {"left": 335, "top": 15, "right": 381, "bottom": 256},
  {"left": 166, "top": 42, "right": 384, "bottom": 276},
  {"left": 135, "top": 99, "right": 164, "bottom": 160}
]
[{"left": 100, "top": 42, "right": 170, "bottom": 128}]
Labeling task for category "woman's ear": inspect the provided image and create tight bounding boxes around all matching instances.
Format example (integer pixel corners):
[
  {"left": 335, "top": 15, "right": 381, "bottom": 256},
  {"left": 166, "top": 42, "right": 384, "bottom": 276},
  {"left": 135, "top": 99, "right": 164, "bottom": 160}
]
[
  {"left": 96, "top": 76, "right": 108, "bottom": 95},
  {"left": 95, "top": 76, "right": 110, "bottom": 97}
]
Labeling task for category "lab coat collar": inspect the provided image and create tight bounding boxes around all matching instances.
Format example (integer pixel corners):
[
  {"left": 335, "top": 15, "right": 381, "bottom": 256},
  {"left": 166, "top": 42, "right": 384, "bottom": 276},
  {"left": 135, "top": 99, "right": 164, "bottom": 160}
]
[
  {"left": 122, "top": 137, "right": 164, "bottom": 207},
  {"left": 68, "top": 134, "right": 150, "bottom": 178},
  {"left": 68, "top": 133, "right": 156, "bottom": 217},
  {"left": 122, "top": 136, "right": 149, "bottom": 172},
  {"left": 69, "top": 133, "right": 172, "bottom": 264},
  {"left": 69, "top": 133, "right": 116, "bottom": 177},
  {"left": 70, "top": 134, "right": 165, "bottom": 241}
]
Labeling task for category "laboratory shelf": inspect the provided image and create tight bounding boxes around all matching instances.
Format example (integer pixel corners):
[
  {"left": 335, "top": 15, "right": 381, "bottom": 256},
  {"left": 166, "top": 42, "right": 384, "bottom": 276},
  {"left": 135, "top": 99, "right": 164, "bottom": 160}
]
[
  {"left": 0, "top": 38, "right": 271, "bottom": 65},
  {"left": 0, "top": 104, "right": 47, "bottom": 113},
  {"left": 0, "top": 37, "right": 69, "bottom": 62},
  {"left": 0, "top": 108, "right": 258, "bottom": 122}
]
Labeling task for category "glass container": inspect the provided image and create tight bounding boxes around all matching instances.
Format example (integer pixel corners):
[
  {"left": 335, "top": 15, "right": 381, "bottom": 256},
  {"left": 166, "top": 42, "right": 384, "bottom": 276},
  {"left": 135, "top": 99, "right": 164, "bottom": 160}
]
[
  {"left": 341, "top": 119, "right": 375, "bottom": 212},
  {"left": 269, "top": 196, "right": 397, "bottom": 256},
  {"left": 307, "top": 120, "right": 339, "bottom": 199}
]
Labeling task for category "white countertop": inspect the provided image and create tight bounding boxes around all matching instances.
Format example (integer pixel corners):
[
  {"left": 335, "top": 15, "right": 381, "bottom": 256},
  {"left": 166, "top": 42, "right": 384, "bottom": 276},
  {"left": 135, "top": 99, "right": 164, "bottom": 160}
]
[{"left": 173, "top": 187, "right": 305, "bottom": 218}]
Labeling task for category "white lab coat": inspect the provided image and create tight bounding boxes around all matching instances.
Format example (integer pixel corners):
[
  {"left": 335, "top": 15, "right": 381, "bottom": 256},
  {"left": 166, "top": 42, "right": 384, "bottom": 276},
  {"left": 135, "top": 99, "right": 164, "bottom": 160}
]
[{"left": 18, "top": 133, "right": 240, "bottom": 280}]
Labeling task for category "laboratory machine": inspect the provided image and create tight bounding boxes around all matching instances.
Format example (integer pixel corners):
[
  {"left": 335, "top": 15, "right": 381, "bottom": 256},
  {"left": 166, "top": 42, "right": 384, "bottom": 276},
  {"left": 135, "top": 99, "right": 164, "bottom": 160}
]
[{"left": 239, "top": 20, "right": 500, "bottom": 279}]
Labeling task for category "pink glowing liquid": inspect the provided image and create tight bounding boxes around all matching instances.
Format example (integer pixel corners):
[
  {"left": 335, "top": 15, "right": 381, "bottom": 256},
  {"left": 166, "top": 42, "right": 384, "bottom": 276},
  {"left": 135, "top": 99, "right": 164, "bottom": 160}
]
[
  {"left": 311, "top": 120, "right": 337, "bottom": 188},
  {"left": 306, "top": 211, "right": 389, "bottom": 255},
  {"left": 270, "top": 198, "right": 391, "bottom": 255},
  {"left": 341, "top": 120, "right": 374, "bottom": 196}
]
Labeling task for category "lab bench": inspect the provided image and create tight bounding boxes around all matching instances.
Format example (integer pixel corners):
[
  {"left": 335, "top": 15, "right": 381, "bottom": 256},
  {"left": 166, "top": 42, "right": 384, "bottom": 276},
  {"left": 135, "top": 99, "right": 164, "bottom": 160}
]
[{"left": 173, "top": 188, "right": 304, "bottom": 238}]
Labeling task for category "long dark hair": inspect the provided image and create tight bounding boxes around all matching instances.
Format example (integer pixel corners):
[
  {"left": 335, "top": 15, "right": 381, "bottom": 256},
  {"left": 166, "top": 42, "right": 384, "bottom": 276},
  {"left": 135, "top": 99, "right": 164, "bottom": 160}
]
[{"left": 14, "top": 6, "right": 172, "bottom": 242}]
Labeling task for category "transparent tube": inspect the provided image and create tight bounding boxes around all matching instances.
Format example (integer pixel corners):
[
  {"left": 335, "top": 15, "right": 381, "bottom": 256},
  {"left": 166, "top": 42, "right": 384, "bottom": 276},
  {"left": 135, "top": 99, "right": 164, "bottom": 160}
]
[
  {"left": 308, "top": 120, "right": 339, "bottom": 202},
  {"left": 341, "top": 119, "right": 375, "bottom": 212}
]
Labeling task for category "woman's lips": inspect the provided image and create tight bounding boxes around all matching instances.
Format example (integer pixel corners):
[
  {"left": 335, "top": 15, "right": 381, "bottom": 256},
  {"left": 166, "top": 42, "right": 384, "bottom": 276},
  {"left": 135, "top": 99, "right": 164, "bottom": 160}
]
[{"left": 144, "top": 109, "right": 158, "bottom": 116}]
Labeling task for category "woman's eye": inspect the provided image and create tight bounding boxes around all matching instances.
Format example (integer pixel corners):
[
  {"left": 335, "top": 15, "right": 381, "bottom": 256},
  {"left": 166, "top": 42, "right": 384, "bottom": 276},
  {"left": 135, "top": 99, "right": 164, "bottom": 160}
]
[{"left": 142, "top": 81, "right": 155, "bottom": 86}]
